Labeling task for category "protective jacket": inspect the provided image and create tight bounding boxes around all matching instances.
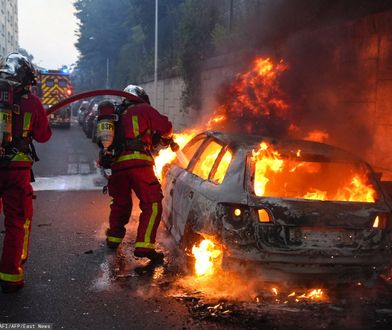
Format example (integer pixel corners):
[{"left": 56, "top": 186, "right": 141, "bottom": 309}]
[
  {"left": 110, "top": 102, "right": 173, "bottom": 171},
  {"left": 0, "top": 92, "right": 51, "bottom": 287},
  {"left": 106, "top": 102, "right": 172, "bottom": 254}
]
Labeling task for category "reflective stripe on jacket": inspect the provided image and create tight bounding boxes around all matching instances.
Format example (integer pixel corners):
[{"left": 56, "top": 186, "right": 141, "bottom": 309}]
[
  {"left": 112, "top": 103, "right": 172, "bottom": 170},
  {"left": 6, "top": 93, "right": 51, "bottom": 168}
]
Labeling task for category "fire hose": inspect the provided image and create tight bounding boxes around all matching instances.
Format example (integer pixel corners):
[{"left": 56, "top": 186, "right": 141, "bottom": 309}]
[
  {"left": 46, "top": 89, "right": 142, "bottom": 116},
  {"left": 46, "top": 88, "right": 179, "bottom": 152}
]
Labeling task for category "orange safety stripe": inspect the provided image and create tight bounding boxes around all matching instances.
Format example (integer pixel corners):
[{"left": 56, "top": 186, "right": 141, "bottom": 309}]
[
  {"left": 135, "top": 242, "right": 156, "bottom": 249},
  {"left": 11, "top": 152, "right": 32, "bottom": 162},
  {"left": 135, "top": 202, "right": 158, "bottom": 250},
  {"left": 107, "top": 235, "right": 123, "bottom": 243},
  {"left": 0, "top": 267, "right": 24, "bottom": 282},
  {"left": 21, "top": 219, "right": 31, "bottom": 261},
  {"left": 114, "top": 152, "right": 153, "bottom": 163},
  {"left": 22, "top": 112, "right": 32, "bottom": 137},
  {"left": 132, "top": 115, "right": 139, "bottom": 137}
]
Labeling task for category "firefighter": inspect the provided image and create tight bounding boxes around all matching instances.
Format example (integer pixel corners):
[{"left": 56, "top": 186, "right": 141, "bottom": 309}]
[
  {"left": 0, "top": 53, "right": 51, "bottom": 293},
  {"left": 99, "top": 85, "right": 173, "bottom": 263}
]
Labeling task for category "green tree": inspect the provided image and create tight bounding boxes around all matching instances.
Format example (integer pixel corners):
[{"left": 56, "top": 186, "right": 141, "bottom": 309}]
[
  {"left": 73, "top": 0, "right": 129, "bottom": 92},
  {"left": 179, "top": 0, "right": 219, "bottom": 108}
]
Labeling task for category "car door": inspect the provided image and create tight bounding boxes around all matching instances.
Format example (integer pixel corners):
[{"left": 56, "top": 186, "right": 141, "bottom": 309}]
[
  {"left": 162, "top": 136, "right": 206, "bottom": 241},
  {"left": 171, "top": 139, "right": 227, "bottom": 240}
]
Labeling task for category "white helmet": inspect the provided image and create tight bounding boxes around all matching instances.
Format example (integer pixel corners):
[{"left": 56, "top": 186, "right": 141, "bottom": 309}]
[{"left": 123, "top": 84, "right": 150, "bottom": 104}]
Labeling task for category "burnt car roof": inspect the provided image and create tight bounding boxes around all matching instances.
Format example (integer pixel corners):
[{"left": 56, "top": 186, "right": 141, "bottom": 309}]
[{"left": 202, "top": 131, "right": 365, "bottom": 164}]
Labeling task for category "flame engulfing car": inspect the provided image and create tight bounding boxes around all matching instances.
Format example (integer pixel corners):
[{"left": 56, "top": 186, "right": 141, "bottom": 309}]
[{"left": 162, "top": 131, "right": 392, "bottom": 282}]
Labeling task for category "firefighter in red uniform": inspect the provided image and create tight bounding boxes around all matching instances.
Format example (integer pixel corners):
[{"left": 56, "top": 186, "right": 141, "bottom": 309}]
[
  {"left": 99, "top": 85, "right": 174, "bottom": 263},
  {"left": 0, "top": 53, "right": 51, "bottom": 293}
]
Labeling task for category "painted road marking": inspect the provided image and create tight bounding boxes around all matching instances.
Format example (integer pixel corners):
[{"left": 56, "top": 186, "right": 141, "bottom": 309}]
[{"left": 32, "top": 172, "right": 107, "bottom": 191}]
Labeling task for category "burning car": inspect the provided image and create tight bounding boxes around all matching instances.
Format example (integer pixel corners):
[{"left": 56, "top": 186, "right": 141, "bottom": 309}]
[{"left": 161, "top": 131, "right": 392, "bottom": 282}]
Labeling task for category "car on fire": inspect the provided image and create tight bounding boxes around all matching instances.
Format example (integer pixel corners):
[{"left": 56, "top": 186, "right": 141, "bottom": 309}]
[{"left": 161, "top": 131, "right": 392, "bottom": 282}]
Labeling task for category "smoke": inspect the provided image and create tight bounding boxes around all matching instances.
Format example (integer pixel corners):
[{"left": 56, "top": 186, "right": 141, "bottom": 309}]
[
  {"left": 203, "top": 1, "right": 388, "bottom": 159},
  {"left": 280, "top": 27, "right": 375, "bottom": 156}
]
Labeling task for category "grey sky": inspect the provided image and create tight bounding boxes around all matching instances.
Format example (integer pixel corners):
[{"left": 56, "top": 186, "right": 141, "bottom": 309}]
[{"left": 18, "top": 0, "right": 79, "bottom": 69}]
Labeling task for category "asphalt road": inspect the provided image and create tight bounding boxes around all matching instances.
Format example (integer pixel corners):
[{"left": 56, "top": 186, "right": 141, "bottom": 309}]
[
  {"left": 1, "top": 123, "right": 392, "bottom": 330},
  {"left": 0, "top": 124, "right": 196, "bottom": 329}
]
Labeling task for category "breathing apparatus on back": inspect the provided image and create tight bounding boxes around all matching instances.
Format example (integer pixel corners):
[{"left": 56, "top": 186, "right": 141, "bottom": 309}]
[
  {"left": 0, "top": 79, "right": 16, "bottom": 155},
  {"left": 96, "top": 100, "right": 118, "bottom": 169},
  {"left": 95, "top": 85, "right": 179, "bottom": 169},
  {"left": 0, "top": 52, "right": 37, "bottom": 160}
]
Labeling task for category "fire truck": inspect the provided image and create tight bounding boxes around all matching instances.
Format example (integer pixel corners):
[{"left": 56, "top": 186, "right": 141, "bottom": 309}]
[{"left": 33, "top": 67, "right": 73, "bottom": 128}]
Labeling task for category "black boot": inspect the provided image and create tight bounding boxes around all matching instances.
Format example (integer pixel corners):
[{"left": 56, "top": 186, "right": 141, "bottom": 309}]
[
  {"left": 134, "top": 250, "right": 164, "bottom": 263},
  {"left": 106, "top": 239, "right": 120, "bottom": 249}
]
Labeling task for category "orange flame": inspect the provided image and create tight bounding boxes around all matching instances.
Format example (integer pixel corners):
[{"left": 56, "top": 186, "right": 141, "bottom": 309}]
[
  {"left": 252, "top": 142, "right": 284, "bottom": 196},
  {"left": 192, "top": 239, "right": 222, "bottom": 277},
  {"left": 305, "top": 130, "right": 329, "bottom": 143},
  {"left": 252, "top": 141, "right": 377, "bottom": 202},
  {"left": 296, "top": 289, "right": 325, "bottom": 300},
  {"left": 154, "top": 130, "right": 198, "bottom": 179},
  {"left": 209, "top": 57, "right": 289, "bottom": 135},
  {"left": 273, "top": 287, "right": 328, "bottom": 302}
]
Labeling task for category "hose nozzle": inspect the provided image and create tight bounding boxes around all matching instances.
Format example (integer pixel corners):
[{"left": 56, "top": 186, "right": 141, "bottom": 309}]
[{"left": 170, "top": 140, "right": 179, "bottom": 152}]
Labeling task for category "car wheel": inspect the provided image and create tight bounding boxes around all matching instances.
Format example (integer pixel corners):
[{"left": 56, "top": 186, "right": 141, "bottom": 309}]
[{"left": 179, "top": 222, "right": 204, "bottom": 274}]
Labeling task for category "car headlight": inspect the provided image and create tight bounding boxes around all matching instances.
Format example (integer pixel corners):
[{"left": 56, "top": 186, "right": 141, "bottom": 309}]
[{"left": 372, "top": 214, "right": 388, "bottom": 229}]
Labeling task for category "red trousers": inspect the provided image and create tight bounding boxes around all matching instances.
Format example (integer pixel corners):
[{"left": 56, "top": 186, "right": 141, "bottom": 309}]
[
  {"left": 107, "top": 165, "right": 163, "bottom": 253},
  {"left": 0, "top": 169, "right": 32, "bottom": 285}
]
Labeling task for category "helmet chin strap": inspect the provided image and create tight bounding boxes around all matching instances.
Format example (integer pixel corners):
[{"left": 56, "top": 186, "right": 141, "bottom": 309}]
[{"left": 46, "top": 89, "right": 144, "bottom": 116}]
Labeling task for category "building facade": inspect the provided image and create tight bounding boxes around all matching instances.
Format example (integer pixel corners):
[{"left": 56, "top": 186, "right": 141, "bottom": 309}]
[{"left": 0, "top": 0, "right": 18, "bottom": 59}]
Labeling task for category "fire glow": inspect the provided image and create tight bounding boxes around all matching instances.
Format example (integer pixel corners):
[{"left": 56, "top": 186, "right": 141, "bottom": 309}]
[
  {"left": 271, "top": 287, "right": 327, "bottom": 303},
  {"left": 207, "top": 57, "right": 289, "bottom": 135},
  {"left": 192, "top": 239, "right": 222, "bottom": 277},
  {"left": 154, "top": 130, "right": 197, "bottom": 179},
  {"left": 252, "top": 142, "right": 377, "bottom": 202}
]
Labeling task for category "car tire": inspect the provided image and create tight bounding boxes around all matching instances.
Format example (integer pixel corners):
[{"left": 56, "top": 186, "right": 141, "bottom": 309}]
[{"left": 179, "top": 222, "right": 204, "bottom": 274}]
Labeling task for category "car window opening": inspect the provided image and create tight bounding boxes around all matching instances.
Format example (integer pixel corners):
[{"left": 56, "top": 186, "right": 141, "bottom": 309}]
[
  {"left": 178, "top": 137, "right": 205, "bottom": 169},
  {"left": 251, "top": 153, "right": 378, "bottom": 203},
  {"left": 211, "top": 149, "right": 232, "bottom": 184},
  {"left": 192, "top": 140, "right": 223, "bottom": 180}
]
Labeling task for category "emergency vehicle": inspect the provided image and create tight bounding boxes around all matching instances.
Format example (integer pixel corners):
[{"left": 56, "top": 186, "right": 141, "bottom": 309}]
[{"left": 33, "top": 67, "right": 73, "bottom": 128}]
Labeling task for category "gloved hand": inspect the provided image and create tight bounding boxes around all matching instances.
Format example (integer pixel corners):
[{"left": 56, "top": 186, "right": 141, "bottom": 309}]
[
  {"left": 159, "top": 137, "right": 179, "bottom": 152},
  {"left": 99, "top": 149, "right": 115, "bottom": 169},
  {"left": 169, "top": 139, "right": 179, "bottom": 152}
]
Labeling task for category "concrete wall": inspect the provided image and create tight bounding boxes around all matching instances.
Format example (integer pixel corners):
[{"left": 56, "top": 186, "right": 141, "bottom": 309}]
[
  {"left": 141, "top": 76, "right": 198, "bottom": 132},
  {"left": 346, "top": 11, "right": 392, "bottom": 176}
]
